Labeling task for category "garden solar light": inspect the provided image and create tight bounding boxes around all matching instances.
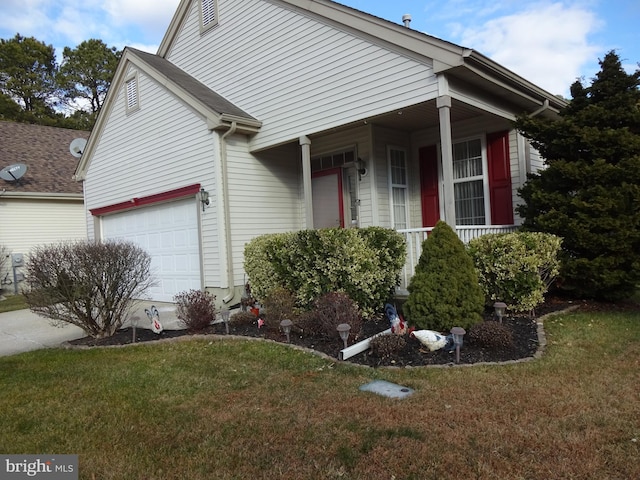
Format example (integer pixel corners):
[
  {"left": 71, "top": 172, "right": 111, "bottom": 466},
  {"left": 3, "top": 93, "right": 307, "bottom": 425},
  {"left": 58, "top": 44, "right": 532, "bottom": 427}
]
[
  {"left": 450, "top": 327, "right": 466, "bottom": 364},
  {"left": 337, "top": 323, "right": 351, "bottom": 349},
  {"left": 131, "top": 316, "right": 140, "bottom": 343},
  {"left": 221, "top": 309, "right": 231, "bottom": 334},
  {"left": 493, "top": 302, "right": 507, "bottom": 323},
  {"left": 280, "top": 319, "right": 293, "bottom": 343}
]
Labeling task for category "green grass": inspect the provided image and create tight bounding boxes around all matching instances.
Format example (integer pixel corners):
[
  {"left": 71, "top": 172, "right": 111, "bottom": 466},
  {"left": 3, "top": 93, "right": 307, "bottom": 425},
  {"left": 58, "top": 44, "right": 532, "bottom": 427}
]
[
  {"left": 1, "top": 308, "right": 639, "bottom": 479},
  {"left": 0, "top": 294, "right": 27, "bottom": 312}
]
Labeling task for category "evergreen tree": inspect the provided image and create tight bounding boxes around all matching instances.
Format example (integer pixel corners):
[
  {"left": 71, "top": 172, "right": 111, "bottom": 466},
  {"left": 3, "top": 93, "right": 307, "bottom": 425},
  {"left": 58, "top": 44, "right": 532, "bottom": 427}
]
[
  {"left": 515, "top": 51, "right": 640, "bottom": 300},
  {"left": 403, "top": 221, "right": 484, "bottom": 331}
]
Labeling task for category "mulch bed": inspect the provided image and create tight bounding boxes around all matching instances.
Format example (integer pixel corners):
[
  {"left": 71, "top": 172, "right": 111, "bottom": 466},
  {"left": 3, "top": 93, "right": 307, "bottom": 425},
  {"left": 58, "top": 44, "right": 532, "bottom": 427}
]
[{"left": 65, "top": 294, "right": 621, "bottom": 368}]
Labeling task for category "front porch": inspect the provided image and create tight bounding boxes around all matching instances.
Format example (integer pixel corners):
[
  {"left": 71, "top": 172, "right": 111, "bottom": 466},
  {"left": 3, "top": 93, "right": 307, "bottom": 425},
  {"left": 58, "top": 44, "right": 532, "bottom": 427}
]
[{"left": 396, "top": 224, "right": 518, "bottom": 293}]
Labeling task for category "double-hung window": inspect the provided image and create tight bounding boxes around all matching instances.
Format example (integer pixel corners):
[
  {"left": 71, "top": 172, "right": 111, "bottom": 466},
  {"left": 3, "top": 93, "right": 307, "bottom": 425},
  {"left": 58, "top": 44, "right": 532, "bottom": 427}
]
[
  {"left": 453, "top": 138, "right": 487, "bottom": 225},
  {"left": 388, "top": 147, "right": 409, "bottom": 230}
]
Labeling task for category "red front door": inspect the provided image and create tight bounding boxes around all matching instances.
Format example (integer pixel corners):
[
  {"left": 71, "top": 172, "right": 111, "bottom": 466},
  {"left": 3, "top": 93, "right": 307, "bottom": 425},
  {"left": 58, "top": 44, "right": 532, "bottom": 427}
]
[{"left": 419, "top": 145, "right": 440, "bottom": 227}]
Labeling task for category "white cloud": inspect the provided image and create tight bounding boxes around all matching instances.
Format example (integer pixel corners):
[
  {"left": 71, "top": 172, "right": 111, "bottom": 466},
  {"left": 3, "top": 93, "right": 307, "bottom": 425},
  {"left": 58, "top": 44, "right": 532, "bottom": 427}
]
[{"left": 454, "top": 2, "right": 603, "bottom": 95}]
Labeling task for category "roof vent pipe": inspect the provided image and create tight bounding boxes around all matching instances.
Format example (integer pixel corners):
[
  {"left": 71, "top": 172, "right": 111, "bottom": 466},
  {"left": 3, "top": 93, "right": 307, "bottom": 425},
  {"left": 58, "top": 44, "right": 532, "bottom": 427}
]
[{"left": 402, "top": 14, "right": 412, "bottom": 28}]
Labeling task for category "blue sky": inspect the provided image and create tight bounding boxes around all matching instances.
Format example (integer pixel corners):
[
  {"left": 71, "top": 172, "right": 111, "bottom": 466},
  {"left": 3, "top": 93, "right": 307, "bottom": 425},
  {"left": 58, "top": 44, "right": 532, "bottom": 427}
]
[{"left": 1, "top": 0, "right": 638, "bottom": 97}]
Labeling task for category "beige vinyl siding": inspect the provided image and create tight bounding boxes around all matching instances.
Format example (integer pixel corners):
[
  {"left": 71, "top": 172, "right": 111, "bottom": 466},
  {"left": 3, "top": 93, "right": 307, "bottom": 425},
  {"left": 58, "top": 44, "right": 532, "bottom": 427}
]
[
  {"left": 84, "top": 64, "right": 222, "bottom": 286},
  {"left": 0, "top": 198, "right": 86, "bottom": 258},
  {"left": 226, "top": 138, "right": 302, "bottom": 286},
  {"left": 309, "top": 125, "right": 373, "bottom": 227},
  {"left": 167, "top": 0, "right": 437, "bottom": 151}
]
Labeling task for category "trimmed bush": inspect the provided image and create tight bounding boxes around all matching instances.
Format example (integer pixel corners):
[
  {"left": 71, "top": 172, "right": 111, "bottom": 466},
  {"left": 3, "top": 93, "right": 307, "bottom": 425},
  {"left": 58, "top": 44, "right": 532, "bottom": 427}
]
[
  {"left": 174, "top": 289, "right": 217, "bottom": 332},
  {"left": 467, "top": 232, "right": 562, "bottom": 313},
  {"left": 403, "top": 221, "right": 484, "bottom": 331},
  {"left": 24, "top": 240, "right": 154, "bottom": 338},
  {"left": 244, "top": 227, "right": 406, "bottom": 315}
]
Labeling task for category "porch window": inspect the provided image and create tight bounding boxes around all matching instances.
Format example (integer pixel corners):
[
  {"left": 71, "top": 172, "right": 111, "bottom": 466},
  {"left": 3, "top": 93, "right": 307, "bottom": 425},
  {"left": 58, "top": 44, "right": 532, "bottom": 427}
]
[
  {"left": 388, "top": 147, "right": 409, "bottom": 229},
  {"left": 453, "top": 138, "right": 487, "bottom": 225}
]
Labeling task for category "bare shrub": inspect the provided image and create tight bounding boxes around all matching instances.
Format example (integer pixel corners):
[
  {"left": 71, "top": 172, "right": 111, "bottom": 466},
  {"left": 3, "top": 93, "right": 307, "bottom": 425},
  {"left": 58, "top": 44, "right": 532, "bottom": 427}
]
[
  {"left": 261, "top": 286, "right": 300, "bottom": 331},
  {"left": 305, "top": 292, "right": 363, "bottom": 341},
  {"left": 370, "top": 334, "right": 406, "bottom": 358},
  {"left": 24, "top": 240, "right": 155, "bottom": 338},
  {"left": 468, "top": 321, "right": 514, "bottom": 350},
  {"left": 230, "top": 311, "right": 259, "bottom": 327},
  {"left": 174, "top": 289, "right": 217, "bottom": 332}
]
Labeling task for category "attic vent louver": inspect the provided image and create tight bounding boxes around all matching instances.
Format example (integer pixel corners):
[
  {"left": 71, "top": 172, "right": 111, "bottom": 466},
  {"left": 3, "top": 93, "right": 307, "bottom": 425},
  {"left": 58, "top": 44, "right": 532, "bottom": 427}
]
[{"left": 201, "top": 0, "right": 218, "bottom": 28}]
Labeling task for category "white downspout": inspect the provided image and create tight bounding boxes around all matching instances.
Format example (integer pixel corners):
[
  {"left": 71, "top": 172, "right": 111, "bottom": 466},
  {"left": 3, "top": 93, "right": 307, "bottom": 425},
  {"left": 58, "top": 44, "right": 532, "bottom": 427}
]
[{"left": 220, "top": 121, "right": 237, "bottom": 304}]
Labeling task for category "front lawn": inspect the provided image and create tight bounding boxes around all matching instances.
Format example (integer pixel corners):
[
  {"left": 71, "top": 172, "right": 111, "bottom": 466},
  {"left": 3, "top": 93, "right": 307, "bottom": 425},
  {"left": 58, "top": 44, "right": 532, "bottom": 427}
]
[{"left": 0, "top": 308, "right": 639, "bottom": 479}]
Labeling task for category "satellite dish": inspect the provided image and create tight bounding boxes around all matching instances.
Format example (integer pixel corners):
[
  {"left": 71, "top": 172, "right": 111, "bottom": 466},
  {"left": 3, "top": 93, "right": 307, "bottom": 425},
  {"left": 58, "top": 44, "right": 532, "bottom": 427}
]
[
  {"left": 0, "top": 163, "right": 27, "bottom": 182},
  {"left": 69, "top": 138, "right": 87, "bottom": 158}
]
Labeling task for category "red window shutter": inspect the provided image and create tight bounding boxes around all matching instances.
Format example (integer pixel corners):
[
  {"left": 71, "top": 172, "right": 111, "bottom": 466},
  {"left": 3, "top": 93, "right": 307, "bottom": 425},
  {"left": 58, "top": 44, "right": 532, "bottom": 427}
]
[
  {"left": 419, "top": 145, "right": 440, "bottom": 227},
  {"left": 487, "top": 131, "right": 514, "bottom": 225}
]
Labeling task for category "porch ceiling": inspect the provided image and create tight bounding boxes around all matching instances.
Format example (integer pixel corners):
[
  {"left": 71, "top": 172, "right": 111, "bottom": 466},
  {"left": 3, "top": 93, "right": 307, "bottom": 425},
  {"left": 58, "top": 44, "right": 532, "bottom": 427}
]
[{"left": 358, "top": 99, "right": 485, "bottom": 131}]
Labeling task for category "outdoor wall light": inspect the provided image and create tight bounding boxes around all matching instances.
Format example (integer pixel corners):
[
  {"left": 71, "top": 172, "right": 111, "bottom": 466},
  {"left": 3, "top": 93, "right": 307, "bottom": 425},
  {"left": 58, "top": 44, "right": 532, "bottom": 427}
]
[
  {"left": 450, "top": 327, "right": 466, "bottom": 364},
  {"left": 198, "top": 187, "right": 210, "bottom": 211},
  {"left": 337, "top": 323, "right": 351, "bottom": 349},
  {"left": 280, "top": 319, "right": 293, "bottom": 343},
  {"left": 221, "top": 309, "right": 231, "bottom": 334},
  {"left": 493, "top": 302, "right": 507, "bottom": 323},
  {"left": 356, "top": 157, "right": 368, "bottom": 177}
]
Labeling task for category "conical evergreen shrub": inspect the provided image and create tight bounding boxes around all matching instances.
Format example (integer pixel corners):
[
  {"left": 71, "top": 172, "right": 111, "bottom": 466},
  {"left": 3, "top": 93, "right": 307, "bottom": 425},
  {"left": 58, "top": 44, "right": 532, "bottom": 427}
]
[{"left": 403, "top": 221, "right": 484, "bottom": 331}]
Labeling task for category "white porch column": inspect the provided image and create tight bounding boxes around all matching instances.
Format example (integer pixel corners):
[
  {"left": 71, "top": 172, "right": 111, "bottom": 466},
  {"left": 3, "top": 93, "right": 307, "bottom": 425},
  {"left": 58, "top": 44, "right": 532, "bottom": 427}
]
[
  {"left": 299, "top": 135, "right": 313, "bottom": 229},
  {"left": 437, "top": 76, "right": 456, "bottom": 228}
]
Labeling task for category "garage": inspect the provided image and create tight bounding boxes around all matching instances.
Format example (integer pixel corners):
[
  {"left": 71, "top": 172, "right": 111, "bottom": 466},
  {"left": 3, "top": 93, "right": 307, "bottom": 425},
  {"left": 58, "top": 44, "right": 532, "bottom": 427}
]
[{"left": 101, "top": 198, "right": 202, "bottom": 302}]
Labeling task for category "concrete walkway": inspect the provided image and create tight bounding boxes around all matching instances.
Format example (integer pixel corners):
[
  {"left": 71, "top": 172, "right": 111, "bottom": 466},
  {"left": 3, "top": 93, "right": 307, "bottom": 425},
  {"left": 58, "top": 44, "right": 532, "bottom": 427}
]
[{"left": 0, "top": 302, "right": 181, "bottom": 357}]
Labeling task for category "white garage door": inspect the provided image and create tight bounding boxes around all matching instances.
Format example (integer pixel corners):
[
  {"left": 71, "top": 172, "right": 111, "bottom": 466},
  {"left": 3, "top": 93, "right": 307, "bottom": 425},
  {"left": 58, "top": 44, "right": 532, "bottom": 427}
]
[{"left": 102, "top": 198, "right": 201, "bottom": 302}]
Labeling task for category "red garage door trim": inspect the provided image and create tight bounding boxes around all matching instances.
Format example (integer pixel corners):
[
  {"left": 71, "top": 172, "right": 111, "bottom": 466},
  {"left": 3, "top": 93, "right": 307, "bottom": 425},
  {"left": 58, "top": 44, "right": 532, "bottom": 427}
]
[{"left": 90, "top": 184, "right": 201, "bottom": 216}]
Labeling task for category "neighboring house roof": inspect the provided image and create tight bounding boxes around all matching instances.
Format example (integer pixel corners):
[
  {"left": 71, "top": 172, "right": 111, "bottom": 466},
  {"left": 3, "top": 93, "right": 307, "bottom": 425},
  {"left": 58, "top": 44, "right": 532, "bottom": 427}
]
[{"left": 0, "top": 121, "right": 87, "bottom": 197}]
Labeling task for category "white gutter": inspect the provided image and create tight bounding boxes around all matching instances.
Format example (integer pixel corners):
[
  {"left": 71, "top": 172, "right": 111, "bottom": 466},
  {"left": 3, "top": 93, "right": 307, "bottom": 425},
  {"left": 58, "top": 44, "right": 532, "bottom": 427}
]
[
  {"left": 220, "top": 121, "right": 237, "bottom": 304},
  {"left": 529, "top": 99, "right": 550, "bottom": 117},
  {"left": 0, "top": 191, "right": 83, "bottom": 200}
]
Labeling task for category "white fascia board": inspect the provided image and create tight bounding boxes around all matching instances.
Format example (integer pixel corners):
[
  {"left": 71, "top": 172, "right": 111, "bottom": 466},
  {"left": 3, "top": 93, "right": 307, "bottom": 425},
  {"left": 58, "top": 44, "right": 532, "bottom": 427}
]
[
  {"left": 157, "top": 0, "right": 192, "bottom": 56},
  {"left": 0, "top": 192, "right": 84, "bottom": 201}
]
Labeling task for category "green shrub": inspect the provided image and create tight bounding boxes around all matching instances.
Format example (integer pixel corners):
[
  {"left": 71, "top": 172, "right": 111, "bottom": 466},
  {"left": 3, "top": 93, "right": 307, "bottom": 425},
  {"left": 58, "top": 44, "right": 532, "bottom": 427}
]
[
  {"left": 403, "top": 221, "right": 484, "bottom": 331},
  {"left": 467, "top": 231, "right": 562, "bottom": 313},
  {"left": 468, "top": 321, "right": 514, "bottom": 350},
  {"left": 24, "top": 240, "right": 154, "bottom": 338},
  {"left": 174, "top": 289, "right": 217, "bottom": 332},
  {"left": 244, "top": 227, "right": 406, "bottom": 315}
]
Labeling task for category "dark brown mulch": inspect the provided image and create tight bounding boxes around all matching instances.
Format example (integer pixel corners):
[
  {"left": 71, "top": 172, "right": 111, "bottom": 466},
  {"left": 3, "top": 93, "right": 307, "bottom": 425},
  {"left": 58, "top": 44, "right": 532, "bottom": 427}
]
[{"left": 65, "top": 294, "right": 606, "bottom": 368}]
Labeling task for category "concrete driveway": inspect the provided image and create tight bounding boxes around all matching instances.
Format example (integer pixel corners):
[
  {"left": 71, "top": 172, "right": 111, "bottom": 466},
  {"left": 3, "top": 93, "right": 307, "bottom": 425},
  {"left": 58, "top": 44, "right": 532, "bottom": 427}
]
[{"left": 0, "top": 303, "right": 181, "bottom": 357}]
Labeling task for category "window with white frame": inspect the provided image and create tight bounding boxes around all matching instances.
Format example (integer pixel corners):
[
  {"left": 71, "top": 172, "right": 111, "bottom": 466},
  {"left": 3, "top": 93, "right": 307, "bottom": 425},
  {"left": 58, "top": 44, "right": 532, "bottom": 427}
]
[
  {"left": 125, "top": 74, "right": 139, "bottom": 113},
  {"left": 388, "top": 147, "right": 409, "bottom": 230},
  {"left": 310, "top": 149, "right": 355, "bottom": 173},
  {"left": 200, "top": 0, "right": 219, "bottom": 31},
  {"left": 453, "top": 138, "right": 487, "bottom": 225}
]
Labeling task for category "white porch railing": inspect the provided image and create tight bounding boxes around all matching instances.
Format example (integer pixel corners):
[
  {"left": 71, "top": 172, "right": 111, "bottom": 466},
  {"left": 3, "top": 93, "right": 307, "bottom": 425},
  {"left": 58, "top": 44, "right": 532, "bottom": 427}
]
[{"left": 396, "top": 225, "right": 518, "bottom": 294}]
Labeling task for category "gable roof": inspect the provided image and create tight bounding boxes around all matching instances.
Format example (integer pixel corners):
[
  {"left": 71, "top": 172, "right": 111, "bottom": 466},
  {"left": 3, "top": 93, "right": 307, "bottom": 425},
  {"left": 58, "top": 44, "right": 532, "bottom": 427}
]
[
  {"left": 158, "top": 0, "right": 566, "bottom": 115},
  {"left": 0, "top": 121, "right": 86, "bottom": 197},
  {"left": 74, "top": 47, "right": 262, "bottom": 180}
]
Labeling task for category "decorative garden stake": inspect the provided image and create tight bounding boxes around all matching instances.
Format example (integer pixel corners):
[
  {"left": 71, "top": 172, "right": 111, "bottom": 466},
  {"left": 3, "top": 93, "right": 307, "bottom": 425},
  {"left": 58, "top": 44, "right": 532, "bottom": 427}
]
[
  {"left": 493, "top": 302, "right": 507, "bottom": 323},
  {"left": 131, "top": 316, "right": 140, "bottom": 343},
  {"left": 450, "top": 327, "right": 466, "bottom": 364},
  {"left": 280, "top": 319, "right": 293, "bottom": 343},
  {"left": 337, "top": 323, "right": 351, "bottom": 349},
  {"left": 221, "top": 309, "right": 231, "bottom": 334}
]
